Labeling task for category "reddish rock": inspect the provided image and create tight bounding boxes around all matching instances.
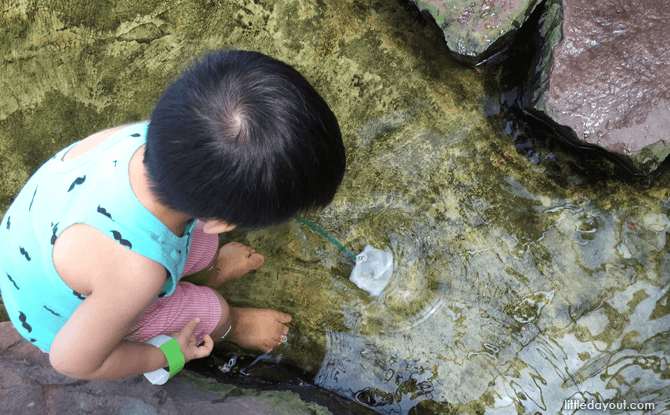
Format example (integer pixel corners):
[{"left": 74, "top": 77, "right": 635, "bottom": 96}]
[{"left": 526, "top": 0, "right": 670, "bottom": 173}]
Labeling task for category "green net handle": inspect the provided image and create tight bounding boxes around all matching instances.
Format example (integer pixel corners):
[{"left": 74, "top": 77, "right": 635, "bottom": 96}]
[{"left": 298, "top": 217, "right": 357, "bottom": 262}]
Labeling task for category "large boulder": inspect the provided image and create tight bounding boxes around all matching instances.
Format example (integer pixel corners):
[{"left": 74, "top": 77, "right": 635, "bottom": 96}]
[
  {"left": 412, "top": 0, "right": 543, "bottom": 64},
  {"left": 523, "top": 0, "right": 670, "bottom": 174}
]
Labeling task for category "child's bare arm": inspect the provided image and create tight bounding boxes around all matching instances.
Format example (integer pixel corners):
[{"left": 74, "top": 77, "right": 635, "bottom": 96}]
[
  {"left": 84, "top": 318, "right": 212, "bottom": 381},
  {"left": 49, "top": 224, "right": 167, "bottom": 380}
]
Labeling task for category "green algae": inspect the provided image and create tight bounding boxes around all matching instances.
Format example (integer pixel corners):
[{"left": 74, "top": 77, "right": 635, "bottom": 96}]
[
  {"left": 413, "top": 0, "right": 543, "bottom": 62},
  {"left": 176, "top": 370, "right": 335, "bottom": 415},
  {"left": 1, "top": 0, "right": 670, "bottom": 413}
]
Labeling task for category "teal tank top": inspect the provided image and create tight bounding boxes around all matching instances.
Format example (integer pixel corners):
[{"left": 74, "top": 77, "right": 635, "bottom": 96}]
[{"left": 0, "top": 122, "right": 196, "bottom": 353}]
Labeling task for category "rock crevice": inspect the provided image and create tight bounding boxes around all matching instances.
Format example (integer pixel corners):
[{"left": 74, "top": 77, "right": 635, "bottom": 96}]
[{"left": 416, "top": 0, "right": 670, "bottom": 174}]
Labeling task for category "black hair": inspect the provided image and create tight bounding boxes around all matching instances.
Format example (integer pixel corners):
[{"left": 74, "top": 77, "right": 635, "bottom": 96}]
[{"left": 144, "top": 49, "right": 346, "bottom": 229}]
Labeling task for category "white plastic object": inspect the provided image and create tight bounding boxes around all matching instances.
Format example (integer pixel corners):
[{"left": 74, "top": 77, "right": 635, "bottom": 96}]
[{"left": 349, "top": 245, "right": 394, "bottom": 296}]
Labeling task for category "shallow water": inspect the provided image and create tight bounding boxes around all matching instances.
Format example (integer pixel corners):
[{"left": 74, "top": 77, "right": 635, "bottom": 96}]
[
  {"left": 223, "top": 104, "right": 670, "bottom": 412},
  {"left": 1, "top": 0, "right": 669, "bottom": 413}
]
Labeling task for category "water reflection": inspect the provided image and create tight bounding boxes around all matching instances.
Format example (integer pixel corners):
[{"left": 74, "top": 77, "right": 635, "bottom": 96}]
[
  {"left": 308, "top": 158, "right": 670, "bottom": 413},
  {"left": 220, "top": 100, "right": 670, "bottom": 412}
]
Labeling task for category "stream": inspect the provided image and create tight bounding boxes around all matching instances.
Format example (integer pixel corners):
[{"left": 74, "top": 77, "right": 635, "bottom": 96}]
[{"left": 1, "top": 0, "right": 669, "bottom": 413}]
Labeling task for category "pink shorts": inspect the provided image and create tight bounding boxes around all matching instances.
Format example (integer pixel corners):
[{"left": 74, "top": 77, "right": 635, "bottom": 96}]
[{"left": 122, "top": 220, "right": 222, "bottom": 345}]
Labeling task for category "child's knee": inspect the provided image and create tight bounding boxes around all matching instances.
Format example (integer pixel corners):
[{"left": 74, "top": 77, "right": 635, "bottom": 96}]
[{"left": 210, "top": 289, "right": 231, "bottom": 336}]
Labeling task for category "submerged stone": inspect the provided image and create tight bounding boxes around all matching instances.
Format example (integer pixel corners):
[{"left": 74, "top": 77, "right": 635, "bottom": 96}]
[
  {"left": 411, "top": 0, "right": 542, "bottom": 64},
  {"left": 523, "top": 0, "right": 670, "bottom": 174}
]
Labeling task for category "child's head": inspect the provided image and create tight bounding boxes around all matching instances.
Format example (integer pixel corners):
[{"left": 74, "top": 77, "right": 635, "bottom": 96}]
[{"left": 144, "top": 49, "right": 346, "bottom": 229}]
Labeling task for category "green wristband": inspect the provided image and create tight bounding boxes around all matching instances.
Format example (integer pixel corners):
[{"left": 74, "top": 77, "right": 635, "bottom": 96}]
[
  {"left": 143, "top": 335, "right": 186, "bottom": 385},
  {"left": 160, "top": 337, "right": 186, "bottom": 379}
]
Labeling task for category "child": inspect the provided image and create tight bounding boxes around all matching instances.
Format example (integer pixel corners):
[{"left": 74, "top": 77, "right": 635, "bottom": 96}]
[{"left": 0, "top": 50, "right": 346, "bottom": 382}]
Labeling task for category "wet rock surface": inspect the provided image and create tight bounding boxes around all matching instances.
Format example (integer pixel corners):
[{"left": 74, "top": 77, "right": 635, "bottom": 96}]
[
  {"left": 0, "top": 322, "right": 337, "bottom": 415},
  {"left": 411, "top": 0, "right": 542, "bottom": 64},
  {"left": 524, "top": 0, "right": 670, "bottom": 174}
]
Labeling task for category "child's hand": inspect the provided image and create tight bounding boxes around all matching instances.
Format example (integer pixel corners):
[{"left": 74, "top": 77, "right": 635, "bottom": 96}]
[{"left": 169, "top": 318, "right": 214, "bottom": 363}]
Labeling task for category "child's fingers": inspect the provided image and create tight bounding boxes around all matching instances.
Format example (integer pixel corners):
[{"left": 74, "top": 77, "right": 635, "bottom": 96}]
[
  {"left": 203, "top": 334, "right": 214, "bottom": 350},
  {"left": 182, "top": 317, "right": 201, "bottom": 337},
  {"left": 194, "top": 335, "right": 214, "bottom": 359}
]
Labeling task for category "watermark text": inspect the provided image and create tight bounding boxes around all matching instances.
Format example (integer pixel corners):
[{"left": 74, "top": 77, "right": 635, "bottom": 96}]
[{"left": 564, "top": 399, "right": 655, "bottom": 412}]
